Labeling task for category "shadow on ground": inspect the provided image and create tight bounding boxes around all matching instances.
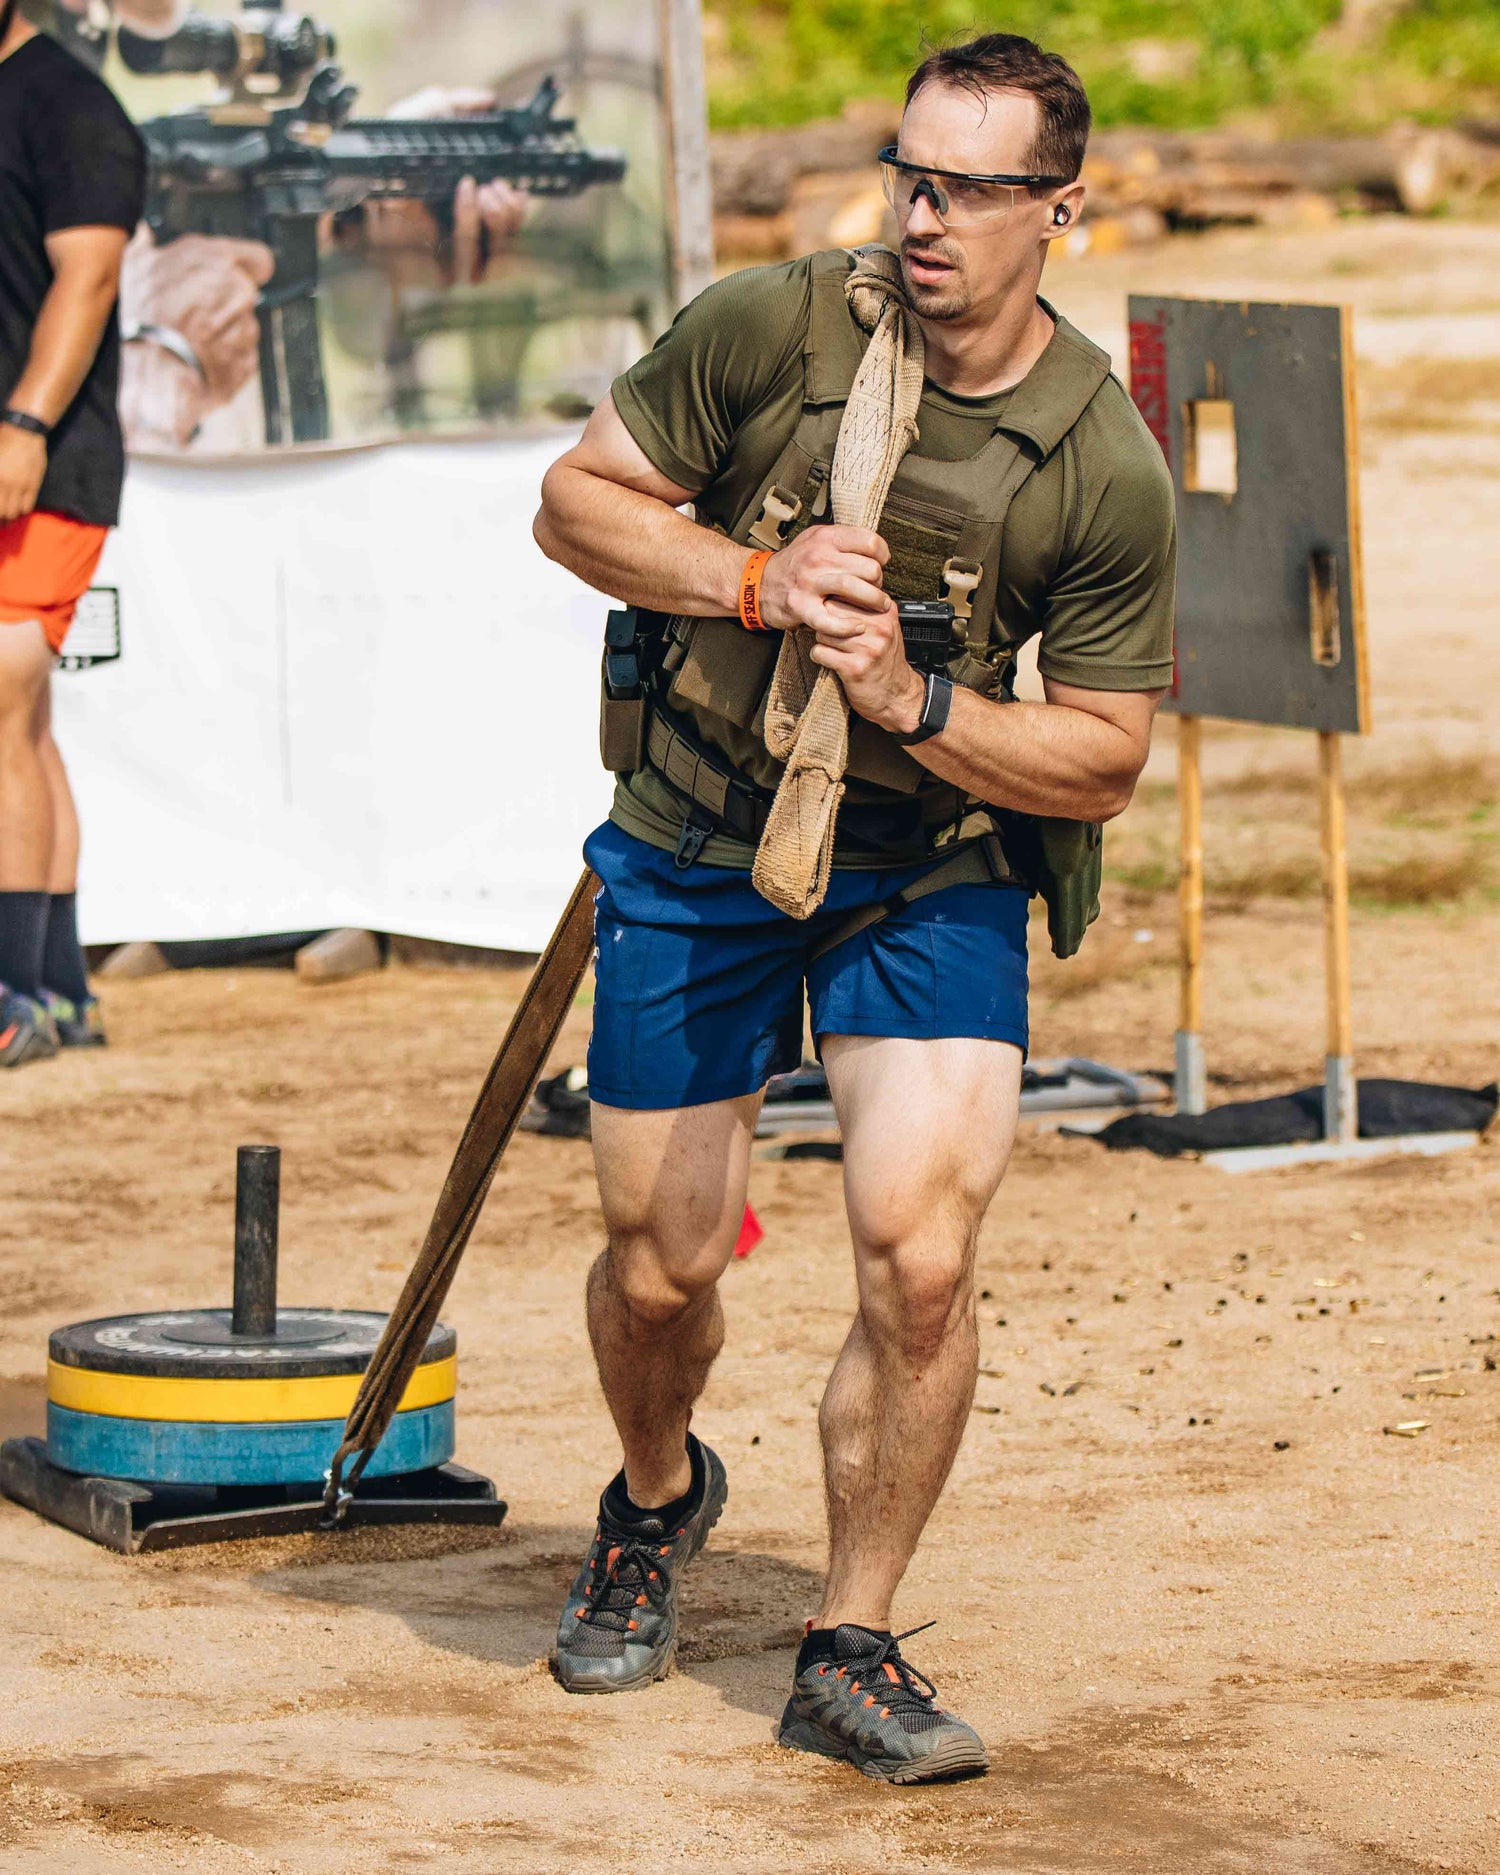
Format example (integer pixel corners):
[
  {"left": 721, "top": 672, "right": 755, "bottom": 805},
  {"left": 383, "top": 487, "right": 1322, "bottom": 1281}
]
[{"left": 251, "top": 1521, "right": 823, "bottom": 1717}]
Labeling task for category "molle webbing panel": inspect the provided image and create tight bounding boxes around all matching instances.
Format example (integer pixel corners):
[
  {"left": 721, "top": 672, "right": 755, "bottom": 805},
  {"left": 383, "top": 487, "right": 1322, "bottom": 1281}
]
[{"left": 878, "top": 509, "right": 962, "bottom": 606}]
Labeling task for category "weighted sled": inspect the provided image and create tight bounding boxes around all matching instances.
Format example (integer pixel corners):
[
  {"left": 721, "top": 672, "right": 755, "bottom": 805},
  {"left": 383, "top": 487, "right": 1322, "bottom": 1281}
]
[{"left": 42, "top": 1146, "right": 458, "bottom": 1487}]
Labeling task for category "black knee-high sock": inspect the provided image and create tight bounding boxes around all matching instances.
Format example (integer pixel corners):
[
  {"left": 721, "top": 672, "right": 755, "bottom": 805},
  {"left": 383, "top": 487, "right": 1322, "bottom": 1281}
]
[
  {"left": 42, "top": 891, "right": 90, "bottom": 1004},
  {"left": 0, "top": 891, "right": 49, "bottom": 1000}
]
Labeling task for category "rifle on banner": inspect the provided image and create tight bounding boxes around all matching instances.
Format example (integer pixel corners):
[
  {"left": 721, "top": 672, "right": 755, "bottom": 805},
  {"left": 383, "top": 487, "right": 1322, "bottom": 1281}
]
[{"left": 122, "top": 6, "right": 628, "bottom": 443}]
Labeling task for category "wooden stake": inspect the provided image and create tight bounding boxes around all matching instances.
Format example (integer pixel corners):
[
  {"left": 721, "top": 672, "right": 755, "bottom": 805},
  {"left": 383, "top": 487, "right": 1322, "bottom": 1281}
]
[
  {"left": 656, "top": 0, "right": 715, "bottom": 307},
  {"left": 1175, "top": 714, "right": 1206, "bottom": 1114},
  {"left": 1318, "top": 730, "right": 1357, "bottom": 1141}
]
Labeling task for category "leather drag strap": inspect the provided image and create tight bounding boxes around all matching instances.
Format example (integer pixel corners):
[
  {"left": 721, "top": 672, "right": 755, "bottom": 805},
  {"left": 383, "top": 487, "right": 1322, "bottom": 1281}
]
[{"left": 321, "top": 868, "right": 599, "bottom": 1522}]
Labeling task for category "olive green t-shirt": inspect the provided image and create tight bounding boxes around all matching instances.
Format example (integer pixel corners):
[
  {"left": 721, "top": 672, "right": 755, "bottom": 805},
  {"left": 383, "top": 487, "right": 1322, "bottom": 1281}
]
[{"left": 608, "top": 252, "right": 1176, "bottom": 865}]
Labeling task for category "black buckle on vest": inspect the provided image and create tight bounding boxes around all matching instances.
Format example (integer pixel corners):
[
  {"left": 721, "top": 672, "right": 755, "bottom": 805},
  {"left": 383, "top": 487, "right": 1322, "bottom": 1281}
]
[{"left": 673, "top": 810, "right": 714, "bottom": 871}]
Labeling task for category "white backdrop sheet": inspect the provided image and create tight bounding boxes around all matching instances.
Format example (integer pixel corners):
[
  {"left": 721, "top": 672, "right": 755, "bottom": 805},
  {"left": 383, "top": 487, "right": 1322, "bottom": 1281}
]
[{"left": 55, "top": 438, "right": 615, "bottom": 952}]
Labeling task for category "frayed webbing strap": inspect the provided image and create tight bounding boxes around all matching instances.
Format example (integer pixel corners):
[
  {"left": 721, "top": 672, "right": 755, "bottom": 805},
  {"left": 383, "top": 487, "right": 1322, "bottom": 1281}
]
[{"left": 751, "top": 248, "right": 925, "bottom": 919}]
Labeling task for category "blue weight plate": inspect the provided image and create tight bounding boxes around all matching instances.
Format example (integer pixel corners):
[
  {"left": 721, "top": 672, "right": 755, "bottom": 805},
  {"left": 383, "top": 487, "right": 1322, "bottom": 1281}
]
[{"left": 46, "top": 1400, "right": 455, "bottom": 1486}]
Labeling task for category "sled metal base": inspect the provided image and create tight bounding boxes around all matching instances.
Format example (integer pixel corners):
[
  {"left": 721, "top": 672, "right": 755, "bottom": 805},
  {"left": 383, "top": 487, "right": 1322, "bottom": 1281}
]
[
  {"left": 754, "top": 1057, "right": 1171, "bottom": 1157},
  {"left": 1199, "top": 1130, "right": 1482, "bottom": 1175},
  {"left": 0, "top": 1436, "right": 507, "bottom": 1555}
]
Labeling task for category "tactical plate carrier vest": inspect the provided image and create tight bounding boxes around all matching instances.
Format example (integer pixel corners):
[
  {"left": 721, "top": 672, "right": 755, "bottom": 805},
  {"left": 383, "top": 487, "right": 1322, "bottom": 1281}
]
[{"left": 606, "top": 249, "right": 1118, "bottom": 957}]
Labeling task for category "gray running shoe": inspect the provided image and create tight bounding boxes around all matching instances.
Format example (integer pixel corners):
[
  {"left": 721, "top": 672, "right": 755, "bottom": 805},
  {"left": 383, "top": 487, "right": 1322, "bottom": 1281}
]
[
  {"left": 553, "top": 1438, "right": 728, "bottom": 1694},
  {"left": 778, "top": 1622, "right": 989, "bottom": 1783},
  {"left": 0, "top": 986, "right": 58, "bottom": 1068}
]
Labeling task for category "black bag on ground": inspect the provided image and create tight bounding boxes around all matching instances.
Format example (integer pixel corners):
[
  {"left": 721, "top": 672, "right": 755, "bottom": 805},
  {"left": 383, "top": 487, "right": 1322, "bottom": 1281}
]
[{"left": 1095, "top": 1079, "right": 1497, "bottom": 1157}]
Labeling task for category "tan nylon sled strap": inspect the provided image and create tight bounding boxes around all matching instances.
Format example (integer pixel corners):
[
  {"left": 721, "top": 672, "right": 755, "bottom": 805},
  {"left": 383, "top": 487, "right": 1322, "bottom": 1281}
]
[
  {"left": 320, "top": 869, "right": 599, "bottom": 1522},
  {"left": 752, "top": 248, "right": 925, "bottom": 920}
]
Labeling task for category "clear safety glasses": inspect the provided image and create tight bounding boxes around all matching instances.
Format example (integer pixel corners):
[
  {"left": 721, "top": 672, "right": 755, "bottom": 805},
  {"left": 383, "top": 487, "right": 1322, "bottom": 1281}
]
[{"left": 878, "top": 146, "right": 1068, "bottom": 230}]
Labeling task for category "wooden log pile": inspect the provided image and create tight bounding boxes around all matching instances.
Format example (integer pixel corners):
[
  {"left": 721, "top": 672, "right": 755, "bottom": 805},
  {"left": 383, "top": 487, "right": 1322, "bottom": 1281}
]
[
  {"left": 711, "top": 106, "right": 1500, "bottom": 262},
  {"left": 711, "top": 102, "right": 898, "bottom": 261},
  {"left": 1083, "top": 125, "right": 1500, "bottom": 222}
]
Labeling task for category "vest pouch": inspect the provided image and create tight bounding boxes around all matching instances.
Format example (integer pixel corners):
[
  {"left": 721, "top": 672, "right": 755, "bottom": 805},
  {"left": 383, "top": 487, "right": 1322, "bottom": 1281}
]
[
  {"left": 600, "top": 666, "right": 646, "bottom": 774},
  {"left": 666, "top": 616, "right": 780, "bottom": 729},
  {"left": 999, "top": 810, "right": 1103, "bottom": 959},
  {"left": 663, "top": 613, "right": 940, "bottom": 793},
  {"left": 846, "top": 716, "right": 924, "bottom": 792}
]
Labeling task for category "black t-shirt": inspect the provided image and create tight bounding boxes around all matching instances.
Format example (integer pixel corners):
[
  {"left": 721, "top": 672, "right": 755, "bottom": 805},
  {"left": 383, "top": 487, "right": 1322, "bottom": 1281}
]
[{"left": 0, "top": 33, "right": 146, "bottom": 527}]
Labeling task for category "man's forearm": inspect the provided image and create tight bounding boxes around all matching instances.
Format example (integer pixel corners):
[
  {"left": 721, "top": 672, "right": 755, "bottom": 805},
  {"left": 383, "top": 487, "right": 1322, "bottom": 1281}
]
[
  {"left": 8, "top": 266, "right": 121, "bottom": 429},
  {"left": 903, "top": 684, "right": 1148, "bottom": 822},
  {"left": 535, "top": 462, "right": 750, "bottom": 614}
]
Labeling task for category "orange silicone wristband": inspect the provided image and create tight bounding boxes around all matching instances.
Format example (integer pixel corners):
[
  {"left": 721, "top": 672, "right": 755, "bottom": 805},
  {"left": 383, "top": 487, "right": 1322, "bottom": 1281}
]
[{"left": 737, "top": 550, "right": 774, "bottom": 631}]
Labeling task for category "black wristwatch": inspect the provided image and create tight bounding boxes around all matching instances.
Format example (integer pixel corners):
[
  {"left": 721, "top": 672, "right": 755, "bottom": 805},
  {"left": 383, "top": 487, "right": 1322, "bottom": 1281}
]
[
  {"left": 891, "top": 671, "right": 954, "bottom": 746},
  {"left": 1, "top": 407, "right": 50, "bottom": 441}
]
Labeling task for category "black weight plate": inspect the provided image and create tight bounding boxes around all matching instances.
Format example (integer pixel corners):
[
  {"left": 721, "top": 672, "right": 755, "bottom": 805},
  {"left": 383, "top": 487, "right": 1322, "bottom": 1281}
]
[{"left": 49, "top": 1310, "right": 456, "bottom": 1380}]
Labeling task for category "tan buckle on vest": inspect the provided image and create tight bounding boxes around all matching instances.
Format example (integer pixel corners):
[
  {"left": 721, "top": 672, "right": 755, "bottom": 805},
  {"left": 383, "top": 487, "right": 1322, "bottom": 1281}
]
[
  {"left": 748, "top": 485, "right": 803, "bottom": 552},
  {"left": 941, "top": 558, "right": 982, "bottom": 630}
]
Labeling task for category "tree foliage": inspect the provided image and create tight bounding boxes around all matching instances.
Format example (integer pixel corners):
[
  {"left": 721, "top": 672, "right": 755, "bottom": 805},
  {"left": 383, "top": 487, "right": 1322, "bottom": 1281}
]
[{"left": 704, "top": 0, "right": 1500, "bottom": 133}]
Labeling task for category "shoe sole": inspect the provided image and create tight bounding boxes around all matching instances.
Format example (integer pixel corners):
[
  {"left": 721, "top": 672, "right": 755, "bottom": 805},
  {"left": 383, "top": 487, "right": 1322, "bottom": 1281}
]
[
  {"left": 778, "top": 1715, "right": 990, "bottom": 1784},
  {"left": 554, "top": 1636, "right": 679, "bottom": 1696},
  {"left": 0, "top": 1031, "right": 58, "bottom": 1067},
  {"left": 553, "top": 1456, "right": 729, "bottom": 1695}
]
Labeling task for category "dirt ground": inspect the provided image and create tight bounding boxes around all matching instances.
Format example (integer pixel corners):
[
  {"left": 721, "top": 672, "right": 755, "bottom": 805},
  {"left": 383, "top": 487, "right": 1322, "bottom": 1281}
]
[{"left": 3, "top": 217, "right": 1499, "bottom": 1873}]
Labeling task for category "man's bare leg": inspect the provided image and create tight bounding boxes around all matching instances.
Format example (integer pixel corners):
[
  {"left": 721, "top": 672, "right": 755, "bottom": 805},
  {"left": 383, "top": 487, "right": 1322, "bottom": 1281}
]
[
  {"left": 0, "top": 620, "right": 55, "bottom": 890},
  {"left": 34, "top": 679, "right": 79, "bottom": 896},
  {"left": 587, "top": 1091, "right": 760, "bottom": 1507},
  {"left": 816, "top": 1033, "right": 1021, "bottom": 1629},
  {"left": 554, "top": 1093, "right": 755, "bottom": 1693}
]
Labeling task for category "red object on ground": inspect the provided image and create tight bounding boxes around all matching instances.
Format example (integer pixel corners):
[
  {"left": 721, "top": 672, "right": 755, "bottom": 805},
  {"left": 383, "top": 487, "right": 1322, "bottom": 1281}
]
[{"left": 733, "top": 1203, "right": 764, "bottom": 1259}]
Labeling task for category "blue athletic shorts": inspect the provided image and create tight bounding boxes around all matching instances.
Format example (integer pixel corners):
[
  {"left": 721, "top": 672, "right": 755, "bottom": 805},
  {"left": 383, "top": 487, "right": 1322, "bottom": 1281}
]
[{"left": 584, "top": 820, "right": 1030, "bottom": 1110}]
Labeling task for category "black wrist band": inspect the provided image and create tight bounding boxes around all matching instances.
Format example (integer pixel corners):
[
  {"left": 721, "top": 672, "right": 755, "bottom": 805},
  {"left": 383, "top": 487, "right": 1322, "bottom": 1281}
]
[
  {"left": 2, "top": 407, "right": 50, "bottom": 440},
  {"left": 891, "top": 672, "right": 954, "bottom": 746}
]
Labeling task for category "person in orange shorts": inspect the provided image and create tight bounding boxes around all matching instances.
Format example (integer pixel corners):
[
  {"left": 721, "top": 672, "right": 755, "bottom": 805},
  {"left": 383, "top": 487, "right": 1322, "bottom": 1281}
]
[{"left": 0, "top": 0, "right": 145, "bottom": 1064}]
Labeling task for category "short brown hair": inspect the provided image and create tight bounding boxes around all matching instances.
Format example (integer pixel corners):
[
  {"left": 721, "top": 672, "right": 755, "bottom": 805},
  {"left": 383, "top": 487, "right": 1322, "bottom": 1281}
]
[{"left": 904, "top": 33, "right": 1091, "bottom": 183}]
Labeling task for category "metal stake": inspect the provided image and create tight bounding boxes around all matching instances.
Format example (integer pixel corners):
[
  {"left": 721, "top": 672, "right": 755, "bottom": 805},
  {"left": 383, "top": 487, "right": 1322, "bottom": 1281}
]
[
  {"left": 232, "top": 1146, "right": 281, "bottom": 1337},
  {"left": 1318, "top": 732, "right": 1358, "bottom": 1142},
  {"left": 1175, "top": 713, "right": 1207, "bottom": 1114}
]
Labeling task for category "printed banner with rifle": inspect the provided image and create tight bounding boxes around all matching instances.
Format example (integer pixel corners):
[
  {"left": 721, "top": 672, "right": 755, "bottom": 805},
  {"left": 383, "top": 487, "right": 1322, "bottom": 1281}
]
[{"left": 26, "top": 0, "right": 672, "bottom": 451}]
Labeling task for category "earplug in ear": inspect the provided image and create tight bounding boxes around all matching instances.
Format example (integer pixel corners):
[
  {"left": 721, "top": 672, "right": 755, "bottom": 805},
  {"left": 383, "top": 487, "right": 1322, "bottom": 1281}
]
[{"left": 1053, "top": 206, "right": 1071, "bottom": 226}]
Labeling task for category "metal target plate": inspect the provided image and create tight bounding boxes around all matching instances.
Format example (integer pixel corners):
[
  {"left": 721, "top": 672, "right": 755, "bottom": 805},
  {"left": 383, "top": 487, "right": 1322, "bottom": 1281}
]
[{"left": 1128, "top": 295, "right": 1369, "bottom": 734}]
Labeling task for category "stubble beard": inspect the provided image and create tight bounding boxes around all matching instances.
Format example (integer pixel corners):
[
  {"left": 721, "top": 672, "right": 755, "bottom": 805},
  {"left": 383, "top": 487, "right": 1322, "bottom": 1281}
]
[{"left": 899, "top": 241, "right": 972, "bottom": 322}]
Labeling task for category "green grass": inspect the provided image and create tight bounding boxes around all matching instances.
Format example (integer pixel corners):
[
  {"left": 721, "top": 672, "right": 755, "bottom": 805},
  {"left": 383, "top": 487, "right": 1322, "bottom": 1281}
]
[
  {"left": 704, "top": 0, "right": 1500, "bottom": 136},
  {"left": 1102, "top": 746, "right": 1498, "bottom": 914}
]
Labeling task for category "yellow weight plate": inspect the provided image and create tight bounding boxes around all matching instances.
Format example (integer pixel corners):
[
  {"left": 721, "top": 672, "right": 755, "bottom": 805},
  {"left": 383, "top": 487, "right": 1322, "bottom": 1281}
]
[{"left": 47, "top": 1353, "right": 456, "bottom": 1424}]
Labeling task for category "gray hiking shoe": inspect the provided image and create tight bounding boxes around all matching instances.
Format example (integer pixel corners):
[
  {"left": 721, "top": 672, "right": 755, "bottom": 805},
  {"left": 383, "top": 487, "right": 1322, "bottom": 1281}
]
[
  {"left": 553, "top": 1437, "right": 728, "bottom": 1693},
  {"left": 778, "top": 1622, "right": 989, "bottom": 1783},
  {"left": 0, "top": 986, "right": 58, "bottom": 1068}
]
